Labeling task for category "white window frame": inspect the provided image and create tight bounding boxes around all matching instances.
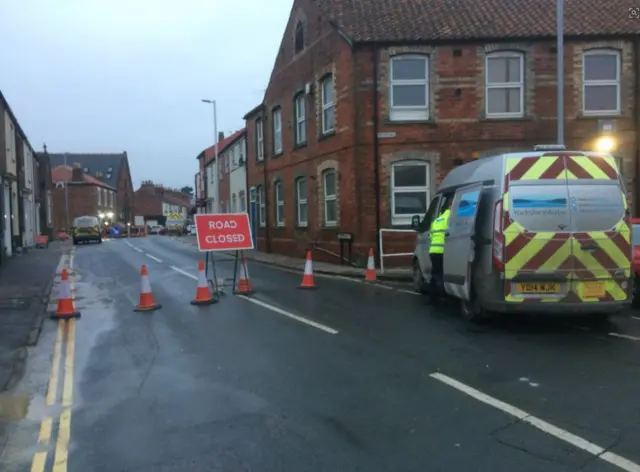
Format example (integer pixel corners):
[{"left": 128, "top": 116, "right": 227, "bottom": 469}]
[
  {"left": 391, "top": 161, "right": 430, "bottom": 226},
  {"left": 582, "top": 49, "right": 621, "bottom": 116},
  {"left": 323, "top": 169, "right": 337, "bottom": 227},
  {"left": 295, "top": 94, "right": 306, "bottom": 144},
  {"left": 320, "top": 76, "right": 335, "bottom": 134},
  {"left": 296, "top": 177, "right": 307, "bottom": 227},
  {"left": 258, "top": 185, "right": 265, "bottom": 227},
  {"left": 231, "top": 193, "right": 237, "bottom": 212},
  {"left": 272, "top": 108, "right": 282, "bottom": 154},
  {"left": 390, "top": 55, "right": 430, "bottom": 121},
  {"left": 274, "top": 181, "right": 285, "bottom": 226},
  {"left": 256, "top": 119, "right": 264, "bottom": 161},
  {"left": 485, "top": 51, "right": 524, "bottom": 118},
  {"left": 97, "top": 186, "right": 101, "bottom": 205}
]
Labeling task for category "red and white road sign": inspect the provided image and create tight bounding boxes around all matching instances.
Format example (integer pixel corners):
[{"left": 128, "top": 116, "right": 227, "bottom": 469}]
[{"left": 194, "top": 213, "right": 254, "bottom": 252}]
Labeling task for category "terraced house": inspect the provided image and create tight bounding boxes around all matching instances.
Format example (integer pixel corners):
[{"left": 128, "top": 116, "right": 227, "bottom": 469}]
[
  {"left": 244, "top": 0, "right": 640, "bottom": 266},
  {"left": 46, "top": 152, "right": 135, "bottom": 223}
]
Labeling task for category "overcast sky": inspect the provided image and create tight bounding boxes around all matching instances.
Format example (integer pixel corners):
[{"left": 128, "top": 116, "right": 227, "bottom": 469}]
[{"left": 0, "top": 0, "right": 290, "bottom": 190}]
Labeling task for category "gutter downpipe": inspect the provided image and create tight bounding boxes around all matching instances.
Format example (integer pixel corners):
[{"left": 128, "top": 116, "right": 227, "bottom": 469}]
[
  {"left": 262, "top": 110, "right": 271, "bottom": 253},
  {"left": 372, "top": 43, "right": 382, "bottom": 267},
  {"left": 634, "top": 37, "right": 640, "bottom": 217}
]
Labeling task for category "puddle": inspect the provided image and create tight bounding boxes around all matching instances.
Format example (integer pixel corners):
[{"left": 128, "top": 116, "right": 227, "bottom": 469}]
[{"left": 0, "top": 393, "right": 29, "bottom": 420}]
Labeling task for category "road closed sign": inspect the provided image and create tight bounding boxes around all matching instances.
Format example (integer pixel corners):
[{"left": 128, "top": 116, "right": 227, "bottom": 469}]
[{"left": 194, "top": 213, "right": 254, "bottom": 252}]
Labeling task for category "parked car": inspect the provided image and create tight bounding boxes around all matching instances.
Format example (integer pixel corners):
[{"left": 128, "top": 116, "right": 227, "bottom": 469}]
[
  {"left": 72, "top": 216, "right": 102, "bottom": 245},
  {"left": 148, "top": 225, "right": 165, "bottom": 235}
]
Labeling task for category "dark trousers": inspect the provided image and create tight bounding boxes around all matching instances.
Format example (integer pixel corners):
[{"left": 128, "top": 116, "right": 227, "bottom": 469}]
[{"left": 429, "top": 253, "right": 444, "bottom": 303}]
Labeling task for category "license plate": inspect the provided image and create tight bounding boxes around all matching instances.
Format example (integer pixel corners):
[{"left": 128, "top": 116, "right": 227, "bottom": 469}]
[
  {"left": 583, "top": 281, "right": 606, "bottom": 298},
  {"left": 515, "top": 283, "right": 561, "bottom": 294}
]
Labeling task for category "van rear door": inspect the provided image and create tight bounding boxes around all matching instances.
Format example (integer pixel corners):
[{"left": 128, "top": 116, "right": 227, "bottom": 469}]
[
  {"left": 565, "top": 154, "right": 631, "bottom": 302},
  {"left": 503, "top": 155, "right": 573, "bottom": 301},
  {"left": 503, "top": 153, "right": 631, "bottom": 303}
]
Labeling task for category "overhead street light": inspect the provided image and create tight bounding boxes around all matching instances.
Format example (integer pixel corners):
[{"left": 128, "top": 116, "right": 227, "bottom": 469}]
[{"left": 202, "top": 99, "right": 220, "bottom": 213}]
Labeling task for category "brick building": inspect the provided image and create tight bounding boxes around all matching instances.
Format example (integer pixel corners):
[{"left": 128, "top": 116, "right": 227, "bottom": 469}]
[
  {"left": 243, "top": 0, "right": 640, "bottom": 266},
  {"left": 47, "top": 152, "right": 135, "bottom": 223},
  {"left": 51, "top": 165, "right": 117, "bottom": 231},
  {"left": 134, "top": 182, "right": 193, "bottom": 223}
]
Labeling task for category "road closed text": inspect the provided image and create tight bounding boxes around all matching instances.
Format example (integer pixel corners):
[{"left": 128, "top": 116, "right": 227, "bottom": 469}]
[
  {"left": 194, "top": 213, "right": 254, "bottom": 251},
  {"left": 205, "top": 233, "right": 246, "bottom": 244}
]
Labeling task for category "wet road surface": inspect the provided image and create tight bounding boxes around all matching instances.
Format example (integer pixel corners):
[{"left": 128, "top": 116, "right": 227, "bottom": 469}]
[{"left": 3, "top": 236, "right": 640, "bottom": 472}]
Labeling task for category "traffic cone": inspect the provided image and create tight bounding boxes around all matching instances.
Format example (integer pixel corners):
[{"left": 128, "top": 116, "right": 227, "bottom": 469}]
[
  {"left": 191, "top": 260, "right": 216, "bottom": 305},
  {"left": 298, "top": 250, "right": 317, "bottom": 289},
  {"left": 134, "top": 264, "right": 161, "bottom": 312},
  {"left": 51, "top": 268, "right": 81, "bottom": 319},
  {"left": 235, "top": 251, "right": 253, "bottom": 294},
  {"left": 365, "top": 248, "right": 378, "bottom": 282}
]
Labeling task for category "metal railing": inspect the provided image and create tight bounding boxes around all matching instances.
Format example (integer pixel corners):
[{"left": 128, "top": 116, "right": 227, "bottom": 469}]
[{"left": 378, "top": 229, "right": 416, "bottom": 274}]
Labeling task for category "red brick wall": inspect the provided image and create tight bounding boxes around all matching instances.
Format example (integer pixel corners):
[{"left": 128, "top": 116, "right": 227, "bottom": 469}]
[
  {"left": 133, "top": 188, "right": 162, "bottom": 217},
  {"left": 52, "top": 184, "right": 113, "bottom": 232},
  {"left": 116, "top": 158, "right": 135, "bottom": 222},
  {"left": 246, "top": 28, "right": 638, "bottom": 266}
]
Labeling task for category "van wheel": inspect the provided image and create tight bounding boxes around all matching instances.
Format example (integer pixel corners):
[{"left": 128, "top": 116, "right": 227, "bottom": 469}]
[{"left": 412, "top": 259, "right": 428, "bottom": 294}]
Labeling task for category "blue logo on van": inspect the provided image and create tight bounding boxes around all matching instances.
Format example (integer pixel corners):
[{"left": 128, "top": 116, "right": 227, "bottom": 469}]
[
  {"left": 457, "top": 191, "right": 480, "bottom": 218},
  {"left": 512, "top": 196, "right": 567, "bottom": 208}
]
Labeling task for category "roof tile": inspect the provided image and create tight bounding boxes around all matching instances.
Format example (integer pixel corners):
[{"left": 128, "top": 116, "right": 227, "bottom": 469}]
[
  {"left": 51, "top": 165, "right": 115, "bottom": 188},
  {"left": 314, "top": 0, "right": 639, "bottom": 42}
]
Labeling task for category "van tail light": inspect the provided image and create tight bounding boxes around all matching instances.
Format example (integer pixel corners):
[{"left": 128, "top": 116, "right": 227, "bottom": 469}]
[{"left": 492, "top": 199, "right": 505, "bottom": 272}]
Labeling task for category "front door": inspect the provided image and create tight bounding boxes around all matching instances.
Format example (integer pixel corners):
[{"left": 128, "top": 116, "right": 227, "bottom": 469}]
[{"left": 443, "top": 184, "right": 483, "bottom": 301}]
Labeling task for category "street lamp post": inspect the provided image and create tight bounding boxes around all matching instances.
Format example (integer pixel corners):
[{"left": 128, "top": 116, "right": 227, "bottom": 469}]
[
  {"left": 64, "top": 153, "right": 70, "bottom": 230},
  {"left": 556, "top": 0, "right": 564, "bottom": 145},
  {"left": 201, "top": 99, "right": 220, "bottom": 213}
]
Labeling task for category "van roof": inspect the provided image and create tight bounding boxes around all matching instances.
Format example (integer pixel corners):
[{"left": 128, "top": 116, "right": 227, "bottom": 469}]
[{"left": 498, "top": 150, "right": 614, "bottom": 160}]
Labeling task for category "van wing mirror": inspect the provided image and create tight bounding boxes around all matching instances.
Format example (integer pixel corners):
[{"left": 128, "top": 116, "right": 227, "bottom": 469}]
[{"left": 411, "top": 215, "right": 421, "bottom": 229}]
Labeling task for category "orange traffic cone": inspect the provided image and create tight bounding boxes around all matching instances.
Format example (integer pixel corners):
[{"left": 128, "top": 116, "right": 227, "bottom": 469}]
[
  {"left": 191, "top": 260, "right": 216, "bottom": 305},
  {"left": 51, "top": 268, "right": 81, "bottom": 319},
  {"left": 134, "top": 264, "right": 161, "bottom": 312},
  {"left": 298, "top": 250, "right": 317, "bottom": 289},
  {"left": 365, "top": 248, "right": 378, "bottom": 282},
  {"left": 235, "top": 251, "right": 253, "bottom": 294}
]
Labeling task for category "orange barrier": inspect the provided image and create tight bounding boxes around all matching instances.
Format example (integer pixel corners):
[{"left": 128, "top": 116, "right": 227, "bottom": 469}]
[
  {"left": 51, "top": 268, "right": 81, "bottom": 319},
  {"left": 191, "top": 260, "right": 216, "bottom": 305},
  {"left": 365, "top": 248, "right": 377, "bottom": 282},
  {"left": 298, "top": 250, "right": 316, "bottom": 289},
  {"left": 235, "top": 251, "right": 253, "bottom": 294},
  {"left": 134, "top": 265, "right": 161, "bottom": 312}
]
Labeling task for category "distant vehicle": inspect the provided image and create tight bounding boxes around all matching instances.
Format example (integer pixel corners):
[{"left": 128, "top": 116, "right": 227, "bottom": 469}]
[
  {"left": 148, "top": 225, "right": 164, "bottom": 235},
  {"left": 411, "top": 146, "right": 632, "bottom": 322},
  {"left": 72, "top": 216, "right": 102, "bottom": 245}
]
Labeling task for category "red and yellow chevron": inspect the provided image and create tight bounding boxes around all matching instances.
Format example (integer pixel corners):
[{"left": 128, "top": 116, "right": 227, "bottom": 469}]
[{"left": 502, "top": 154, "right": 630, "bottom": 303}]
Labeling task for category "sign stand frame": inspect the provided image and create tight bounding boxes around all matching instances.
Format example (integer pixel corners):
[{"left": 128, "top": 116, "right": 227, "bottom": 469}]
[{"left": 204, "top": 250, "right": 241, "bottom": 299}]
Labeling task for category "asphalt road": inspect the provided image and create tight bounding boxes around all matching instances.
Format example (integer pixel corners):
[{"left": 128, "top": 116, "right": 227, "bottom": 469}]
[{"left": 3, "top": 236, "right": 640, "bottom": 472}]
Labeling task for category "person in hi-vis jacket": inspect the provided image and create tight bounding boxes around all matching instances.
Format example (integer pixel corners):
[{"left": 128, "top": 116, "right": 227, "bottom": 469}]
[{"left": 428, "top": 200, "right": 451, "bottom": 304}]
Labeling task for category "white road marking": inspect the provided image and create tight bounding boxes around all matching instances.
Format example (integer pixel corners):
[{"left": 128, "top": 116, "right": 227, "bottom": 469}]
[
  {"left": 145, "top": 253, "right": 163, "bottom": 263},
  {"left": 631, "top": 316, "right": 640, "bottom": 321},
  {"left": 396, "top": 288, "right": 421, "bottom": 296},
  {"left": 608, "top": 332, "right": 640, "bottom": 341},
  {"left": 431, "top": 372, "right": 640, "bottom": 472},
  {"left": 170, "top": 266, "right": 198, "bottom": 280},
  {"left": 238, "top": 295, "right": 338, "bottom": 335}
]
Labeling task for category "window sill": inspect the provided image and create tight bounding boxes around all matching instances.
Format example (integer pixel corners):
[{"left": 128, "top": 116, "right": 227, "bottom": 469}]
[
  {"left": 272, "top": 151, "right": 284, "bottom": 158},
  {"left": 293, "top": 142, "right": 307, "bottom": 150},
  {"left": 275, "top": 223, "right": 285, "bottom": 228},
  {"left": 295, "top": 224, "right": 308, "bottom": 230},
  {"left": 256, "top": 158, "right": 265, "bottom": 165},
  {"left": 319, "top": 130, "right": 336, "bottom": 141},
  {"left": 321, "top": 224, "right": 338, "bottom": 230},
  {"left": 481, "top": 115, "right": 528, "bottom": 122},
  {"left": 578, "top": 112, "right": 622, "bottom": 120},
  {"left": 384, "top": 119, "right": 436, "bottom": 126}
]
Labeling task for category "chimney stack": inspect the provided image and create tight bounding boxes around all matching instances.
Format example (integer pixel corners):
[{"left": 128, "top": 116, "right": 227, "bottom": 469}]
[
  {"left": 218, "top": 131, "right": 225, "bottom": 142},
  {"left": 71, "top": 167, "right": 84, "bottom": 182}
]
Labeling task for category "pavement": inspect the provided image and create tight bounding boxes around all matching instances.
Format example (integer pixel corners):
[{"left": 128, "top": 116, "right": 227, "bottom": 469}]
[
  {"left": 1, "top": 236, "right": 640, "bottom": 471},
  {"left": 0, "top": 242, "right": 71, "bottom": 460},
  {"left": 171, "top": 234, "right": 413, "bottom": 282}
]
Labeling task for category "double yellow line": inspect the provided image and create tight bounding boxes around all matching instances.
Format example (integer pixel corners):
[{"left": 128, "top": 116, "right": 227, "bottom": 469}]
[{"left": 32, "top": 251, "right": 77, "bottom": 472}]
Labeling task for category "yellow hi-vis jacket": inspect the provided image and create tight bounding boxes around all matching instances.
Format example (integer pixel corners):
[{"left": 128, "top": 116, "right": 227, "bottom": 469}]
[{"left": 429, "top": 209, "right": 450, "bottom": 254}]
